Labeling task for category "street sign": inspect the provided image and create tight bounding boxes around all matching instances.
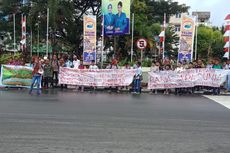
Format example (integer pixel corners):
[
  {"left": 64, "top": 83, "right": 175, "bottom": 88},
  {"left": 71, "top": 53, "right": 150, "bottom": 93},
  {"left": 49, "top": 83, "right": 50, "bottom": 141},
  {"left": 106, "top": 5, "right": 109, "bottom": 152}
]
[{"left": 136, "top": 38, "right": 147, "bottom": 50}]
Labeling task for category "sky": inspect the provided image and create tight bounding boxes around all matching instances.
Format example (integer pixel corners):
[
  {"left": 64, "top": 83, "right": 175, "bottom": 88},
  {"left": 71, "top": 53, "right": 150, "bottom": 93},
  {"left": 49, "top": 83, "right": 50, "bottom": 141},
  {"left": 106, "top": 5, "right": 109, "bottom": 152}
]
[{"left": 175, "top": 0, "right": 230, "bottom": 27}]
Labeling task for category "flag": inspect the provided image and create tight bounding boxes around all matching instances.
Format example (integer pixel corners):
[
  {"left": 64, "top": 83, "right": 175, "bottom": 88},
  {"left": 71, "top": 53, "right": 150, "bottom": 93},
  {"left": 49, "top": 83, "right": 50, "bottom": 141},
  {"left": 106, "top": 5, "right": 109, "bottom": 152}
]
[
  {"left": 159, "top": 31, "right": 165, "bottom": 42},
  {"left": 21, "top": 15, "right": 26, "bottom": 51}
]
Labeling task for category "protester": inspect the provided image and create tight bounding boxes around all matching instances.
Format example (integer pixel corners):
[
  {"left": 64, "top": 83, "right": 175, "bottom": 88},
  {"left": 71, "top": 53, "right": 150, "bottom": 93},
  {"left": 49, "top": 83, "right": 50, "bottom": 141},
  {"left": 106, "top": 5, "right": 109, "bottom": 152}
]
[
  {"left": 206, "top": 59, "right": 213, "bottom": 69},
  {"left": 109, "top": 59, "right": 119, "bottom": 92},
  {"left": 59, "top": 58, "right": 67, "bottom": 89},
  {"left": 133, "top": 62, "right": 142, "bottom": 94},
  {"left": 123, "top": 62, "right": 131, "bottom": 69},
  {"left": 89, "top": 60, "right": 98, "bottom": 70},
  {"left": 29, "top": 57, "right": 43, "bottom": 95},
  {"left": 51, "top": 55, "right": 59, "bottom": 87},
  {"left": 226, "top": 59, "right": 230, "bottom": 91},
  {"left": 212, "top": 58, "right": 222, "bottom": 95},
  {"left": 150, "top": 61, "right": 160, "bottom": 72},
  {"left": 163, "top": 64, "right": 171, "bottom": 94},
  {"left": 73, "top": 55, "right": 80, "bottom": 69},
  {"left": 150, "top": 61, "right": 161, "bottom": 94},
  {"left": 89, "top": 60, "right": 98, "bottom": 91},
  {"left": 78, "top": 60, "right": 85, "bottom": 92},
  {"left": 43, "top": 59, "right": 53, "bottom": 89},
  {"left": 64, "top": 56, "right": 73, "bottom": 68}
]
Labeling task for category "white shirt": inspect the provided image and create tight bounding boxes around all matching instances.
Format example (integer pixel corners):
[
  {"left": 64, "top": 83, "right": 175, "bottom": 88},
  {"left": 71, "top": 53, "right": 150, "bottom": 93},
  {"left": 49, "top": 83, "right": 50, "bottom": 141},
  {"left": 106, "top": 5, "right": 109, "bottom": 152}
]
[
  {"left": 151, "top": 66, "right": 160, "bottom": 72},
  {"left": 175, "top": 67, "right": 184, "bottom": 72},
  {"left": 89, "top": 65, "right": 99, "bottom": 70},
  {"left": 73, "top": 59, "right": 80, "bottom": 69},
  {"left": 224, "top": 64, "right": 230, "bottom": 70},
  {"left": 135, "top": 66, "right": 142, "bottom": 76}
]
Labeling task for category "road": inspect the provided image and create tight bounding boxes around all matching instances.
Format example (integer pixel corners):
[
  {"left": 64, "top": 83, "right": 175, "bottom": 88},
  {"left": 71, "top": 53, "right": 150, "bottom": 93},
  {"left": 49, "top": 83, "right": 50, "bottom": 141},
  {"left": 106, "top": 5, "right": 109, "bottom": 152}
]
[{"left": 0, "top": 89, "right": 230, "bottom": 153}]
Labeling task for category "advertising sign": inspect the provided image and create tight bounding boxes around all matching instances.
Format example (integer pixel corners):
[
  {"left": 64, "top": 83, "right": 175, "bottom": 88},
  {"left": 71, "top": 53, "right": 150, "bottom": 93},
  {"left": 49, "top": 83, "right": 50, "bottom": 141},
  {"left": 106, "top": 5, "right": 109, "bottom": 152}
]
[
  {"left": 102, "top": 0, "right": 130, "bottom": 35},
  {"left": 178, "top": 15, "right": 196, "bottom": 62},
  {"left": 83, "top": 15, "right": 97, "bottom": 65}
]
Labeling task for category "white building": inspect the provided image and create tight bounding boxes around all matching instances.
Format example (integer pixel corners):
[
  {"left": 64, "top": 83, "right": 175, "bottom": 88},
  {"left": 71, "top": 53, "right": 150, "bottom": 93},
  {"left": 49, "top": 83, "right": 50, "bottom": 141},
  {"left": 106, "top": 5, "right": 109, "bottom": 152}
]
[
  {"left": 169, "top": 12, "right": 189, "bottom": 35},
  {"left": 192, "top": 11, "right": 211, "bottom": 27}
]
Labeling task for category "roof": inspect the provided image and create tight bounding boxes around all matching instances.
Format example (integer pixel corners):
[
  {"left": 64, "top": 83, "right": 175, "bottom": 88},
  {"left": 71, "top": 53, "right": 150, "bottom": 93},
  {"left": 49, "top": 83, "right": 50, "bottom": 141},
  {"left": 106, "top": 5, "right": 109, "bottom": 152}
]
[{"left": 225, "top": 14, "right": 230, "bottom": 20}]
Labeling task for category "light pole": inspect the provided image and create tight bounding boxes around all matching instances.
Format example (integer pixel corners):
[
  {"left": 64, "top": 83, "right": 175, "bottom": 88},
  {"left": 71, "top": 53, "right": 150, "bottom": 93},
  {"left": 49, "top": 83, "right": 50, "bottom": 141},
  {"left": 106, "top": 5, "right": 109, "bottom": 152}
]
[{"left": 36, "top": 14, "right": 41, "bottom": 57}]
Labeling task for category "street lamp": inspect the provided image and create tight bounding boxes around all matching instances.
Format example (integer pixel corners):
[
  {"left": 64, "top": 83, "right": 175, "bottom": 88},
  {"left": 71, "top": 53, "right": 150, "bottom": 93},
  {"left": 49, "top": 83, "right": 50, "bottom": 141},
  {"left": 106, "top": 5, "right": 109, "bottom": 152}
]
[{"left": 36, "top": 14, "right": 41, "bottom": 57}]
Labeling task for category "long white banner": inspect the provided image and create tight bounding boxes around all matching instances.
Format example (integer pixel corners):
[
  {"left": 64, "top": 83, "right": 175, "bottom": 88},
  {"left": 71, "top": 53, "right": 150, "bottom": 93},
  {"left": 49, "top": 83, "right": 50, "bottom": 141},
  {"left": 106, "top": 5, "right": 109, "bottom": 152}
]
[
  {"left": 148, "top": 69, "right": 230, "bottom": 89},
  {"left": 59, "top": 67, "right": 136, "bottom": 87}
]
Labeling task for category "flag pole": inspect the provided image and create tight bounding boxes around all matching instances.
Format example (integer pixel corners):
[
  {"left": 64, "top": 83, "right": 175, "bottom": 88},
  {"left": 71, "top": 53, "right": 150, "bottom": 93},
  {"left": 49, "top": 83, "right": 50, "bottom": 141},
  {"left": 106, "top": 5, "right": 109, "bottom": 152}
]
[
  {"left": 195, "top": 14, "right": 198, "bottom": 60},
  {"left": 101, "top": 14, "right": 104, "bottom": 69},
  {"left": 162, "top": 13, "right": 166, "bottom": 60},
  {"left": 131, "top": 13, "right": 134, "bottom": 63},
  {"left": 31, "top": 29, "right": 33, "bottom": 58},
  {"left": 13, "top": 13, "right": 16, "bottom": 57},
  {"left": 46, "top": 8, "right": 49, "bottom": 57}
]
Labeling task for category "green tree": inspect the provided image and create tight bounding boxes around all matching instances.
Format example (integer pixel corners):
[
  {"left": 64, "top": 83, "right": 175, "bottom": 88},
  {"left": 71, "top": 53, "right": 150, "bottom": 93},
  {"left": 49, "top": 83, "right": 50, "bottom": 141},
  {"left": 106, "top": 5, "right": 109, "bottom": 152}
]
[{"left": 196, "top": 25, "right": 224, "bottom": 60}]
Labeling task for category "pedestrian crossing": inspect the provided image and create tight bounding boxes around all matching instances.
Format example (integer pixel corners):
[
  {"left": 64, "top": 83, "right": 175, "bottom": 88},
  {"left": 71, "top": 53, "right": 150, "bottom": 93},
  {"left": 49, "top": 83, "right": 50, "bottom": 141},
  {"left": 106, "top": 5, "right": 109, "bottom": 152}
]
[{"left": 204, "top": 95, "right": 230, "bottom": 109}]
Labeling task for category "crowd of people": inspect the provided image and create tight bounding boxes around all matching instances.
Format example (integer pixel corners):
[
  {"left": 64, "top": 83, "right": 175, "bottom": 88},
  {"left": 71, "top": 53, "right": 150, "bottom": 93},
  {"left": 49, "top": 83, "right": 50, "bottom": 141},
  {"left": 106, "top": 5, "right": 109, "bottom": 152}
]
[{"left": 1, "top": 54, "right": 230, "bottom": 96}]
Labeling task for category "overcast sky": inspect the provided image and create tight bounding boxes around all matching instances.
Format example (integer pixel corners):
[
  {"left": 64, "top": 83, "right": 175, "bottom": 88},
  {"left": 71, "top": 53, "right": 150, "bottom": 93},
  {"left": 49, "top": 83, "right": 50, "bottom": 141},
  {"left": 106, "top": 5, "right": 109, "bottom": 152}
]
[{"left": 175, "top": 0, "right": 230, "bottom": 27}]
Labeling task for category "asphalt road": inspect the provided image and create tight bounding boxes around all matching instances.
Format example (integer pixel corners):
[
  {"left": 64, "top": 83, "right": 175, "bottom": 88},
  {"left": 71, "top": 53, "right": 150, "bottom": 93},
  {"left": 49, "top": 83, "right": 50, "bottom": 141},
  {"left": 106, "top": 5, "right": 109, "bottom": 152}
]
[{"left": 0, "top": 89, "right": 230, "bottom": 153}]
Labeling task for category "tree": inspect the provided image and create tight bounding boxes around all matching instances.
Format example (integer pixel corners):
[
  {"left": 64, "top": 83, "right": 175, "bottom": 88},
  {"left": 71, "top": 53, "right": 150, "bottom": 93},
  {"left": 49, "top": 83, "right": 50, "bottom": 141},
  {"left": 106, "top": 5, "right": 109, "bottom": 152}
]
[{"left": 196, "top": 25, "right": 224, "bottom": 60}]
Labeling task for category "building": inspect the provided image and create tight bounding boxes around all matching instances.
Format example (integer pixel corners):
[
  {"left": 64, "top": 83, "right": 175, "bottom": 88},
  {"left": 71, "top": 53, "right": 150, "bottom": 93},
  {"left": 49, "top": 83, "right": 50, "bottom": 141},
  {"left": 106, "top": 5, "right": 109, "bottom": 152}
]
[
  {"left": 169, "top": 12, "right": 189, "bottom": 35},
  {"left": 192, "top": 11, "right": 211, "bottom": 27}
]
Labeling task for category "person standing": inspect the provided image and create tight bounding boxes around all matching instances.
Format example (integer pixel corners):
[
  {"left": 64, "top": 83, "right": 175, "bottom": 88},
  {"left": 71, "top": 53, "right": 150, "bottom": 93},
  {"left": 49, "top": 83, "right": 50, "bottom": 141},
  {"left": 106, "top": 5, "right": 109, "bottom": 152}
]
[
  {"left": 89, "top": 60, "right": 98, "bottom": 91},
  {"left": 29, "top": 57, "right": 43, "bottom": 95},
  {"left": 133, "top": 62, "right": 142, "bottom": 94},
  {"left": 51, "top": 55, "right": 59, "bottom": 87},
  {"left": 78, "top": 60, "right": 85, "bottom": 92},
  {"left": 89, "top": 60, "right": 98, "bottom": 70},
  {"left": 226, "top": 60, "right": 230, "bottom": 91},
  {"left": 43, "top": 59, "right": 53, "bottom": 89},
  {"left": 73, "top": 55, "right": 80, "bottom": 69},
  {"left": 212, "top": 58, "right": 222, "bottom": 95}
]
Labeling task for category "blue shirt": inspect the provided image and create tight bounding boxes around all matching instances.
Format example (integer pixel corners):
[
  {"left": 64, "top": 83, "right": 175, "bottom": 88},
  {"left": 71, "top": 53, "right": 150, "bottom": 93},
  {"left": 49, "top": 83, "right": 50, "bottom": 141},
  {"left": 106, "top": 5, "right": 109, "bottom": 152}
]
[
  {"left": 64, "top": 60, "right": 73, "bottom": 68},
  {"left": 115, "top": 12, "right": 127, "bottom": 32},
  {"left": 105, "top": 13, "right": 115, "bottom": 28}
]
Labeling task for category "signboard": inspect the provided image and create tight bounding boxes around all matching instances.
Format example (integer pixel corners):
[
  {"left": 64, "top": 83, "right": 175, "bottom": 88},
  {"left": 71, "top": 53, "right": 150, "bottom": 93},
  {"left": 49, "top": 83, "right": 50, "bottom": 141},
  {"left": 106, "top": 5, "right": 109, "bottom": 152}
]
[
  {"left": 59, "top": 67, "right": 136, "bottom": 87},
  {"left": 83, "top": 15, "right": 97, "bottom": 65},
  {"left": 0, "top": 65, "right": 33, "bottom": 88},
  {"left": 136, "top": 38, "right": 147, "bottom": 50},
  {"left": 178, "top": 15, "right": 196, "bottom": 62},
  {"left": 102, "top": 0, "right": 130, "bottom": 35},
  {"left": 148, "top": 69, "right": 230, "bottom": 89}
]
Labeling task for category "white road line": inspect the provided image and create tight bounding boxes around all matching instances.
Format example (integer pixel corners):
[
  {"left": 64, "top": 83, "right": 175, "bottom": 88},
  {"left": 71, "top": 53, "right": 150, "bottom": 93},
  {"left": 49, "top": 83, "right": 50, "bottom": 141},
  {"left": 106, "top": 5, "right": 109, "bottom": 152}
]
[{"left": 204, "top": 95, "right": 230, "bottom": 109}]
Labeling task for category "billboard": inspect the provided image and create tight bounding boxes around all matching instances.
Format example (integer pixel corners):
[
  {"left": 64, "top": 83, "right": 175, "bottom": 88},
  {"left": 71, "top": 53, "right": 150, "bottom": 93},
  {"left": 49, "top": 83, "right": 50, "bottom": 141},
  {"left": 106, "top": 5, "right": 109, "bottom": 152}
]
[
  {"left": 102, "top": 0, "right": 130, "bottom": 35},
  {"left": 83, "top": 15, "right": 97, "bottom": 65},
  {"left": 178, "top": 15, "right": 196, "bottom": 62}
]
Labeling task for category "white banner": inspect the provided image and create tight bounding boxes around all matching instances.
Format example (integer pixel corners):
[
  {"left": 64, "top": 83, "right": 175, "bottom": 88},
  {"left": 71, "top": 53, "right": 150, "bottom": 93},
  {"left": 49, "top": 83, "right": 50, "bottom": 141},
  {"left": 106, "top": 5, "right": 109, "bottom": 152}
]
[
  {"left": 148, "top": 69, "right": 230, "bottom": 89},
  {"left": 59, "top": 67, "right": 136, "bottom": 87}
]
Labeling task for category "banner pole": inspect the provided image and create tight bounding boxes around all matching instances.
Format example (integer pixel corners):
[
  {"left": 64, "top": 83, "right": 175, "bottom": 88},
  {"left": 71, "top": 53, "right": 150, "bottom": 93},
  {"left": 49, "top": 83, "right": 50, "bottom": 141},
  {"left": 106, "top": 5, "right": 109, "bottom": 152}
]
[
  {"left": 101, "top": 14, "right": 104, "bottom": 68},
  {"left": 131, "top": 13, "right": 134, "bottom": 63}
]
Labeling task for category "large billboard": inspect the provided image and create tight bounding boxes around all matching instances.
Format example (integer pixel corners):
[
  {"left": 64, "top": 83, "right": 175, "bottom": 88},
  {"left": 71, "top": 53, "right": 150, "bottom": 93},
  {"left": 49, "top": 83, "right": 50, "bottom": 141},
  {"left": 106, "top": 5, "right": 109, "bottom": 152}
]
[
  {"left": 83, "top": 15, "right": 97, "bottom": 65},
  {"left": 178, "top": 15, "right": 196, "bottom": 62},
  {"left": 102, "top": 0, "right": 130, "bottom": 35}
]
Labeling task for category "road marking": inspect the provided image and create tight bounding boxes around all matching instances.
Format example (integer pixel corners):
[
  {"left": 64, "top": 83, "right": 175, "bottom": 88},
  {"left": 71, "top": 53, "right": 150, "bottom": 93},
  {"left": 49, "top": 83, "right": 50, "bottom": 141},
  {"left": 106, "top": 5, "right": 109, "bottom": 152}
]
[{"left": 204, "top": 95, "right": 230, "bottom": 109}]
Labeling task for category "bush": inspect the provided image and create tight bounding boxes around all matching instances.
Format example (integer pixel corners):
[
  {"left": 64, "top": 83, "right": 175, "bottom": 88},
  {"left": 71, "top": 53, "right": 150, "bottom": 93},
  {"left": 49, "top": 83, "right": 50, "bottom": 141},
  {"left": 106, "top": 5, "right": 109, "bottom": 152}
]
[{"left": 0, "top": 53, "right": 21, "bottom": 64}]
